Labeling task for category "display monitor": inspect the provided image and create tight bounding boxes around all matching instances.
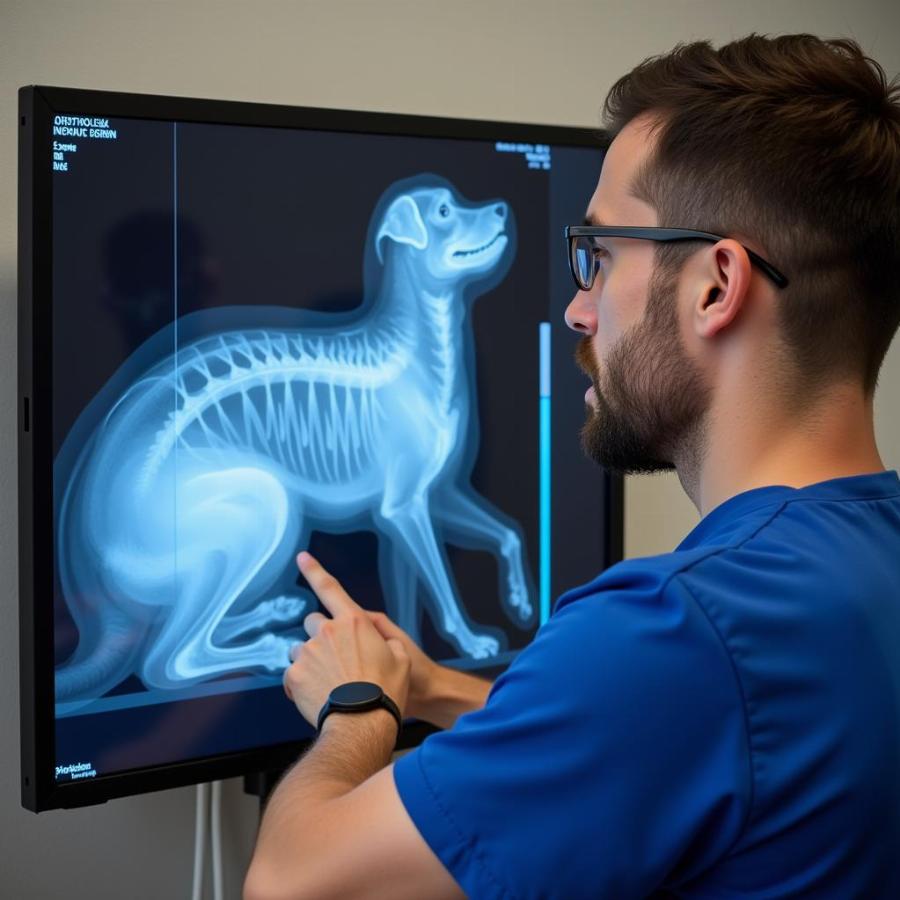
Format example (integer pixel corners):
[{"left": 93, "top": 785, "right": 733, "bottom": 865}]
[{"left": 18, "top": 85, "right": 623, "bottom": 811}]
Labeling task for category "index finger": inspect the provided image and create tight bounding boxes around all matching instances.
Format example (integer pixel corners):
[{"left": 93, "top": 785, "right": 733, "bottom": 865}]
[{"left": 296, "top": 551, "right": 360, "bottom": 618}]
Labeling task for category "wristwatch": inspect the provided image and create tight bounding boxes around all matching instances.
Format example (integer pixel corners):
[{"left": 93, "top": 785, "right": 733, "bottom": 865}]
[{"left": 316, "top": 681, "right": 403, "bottom": 737}]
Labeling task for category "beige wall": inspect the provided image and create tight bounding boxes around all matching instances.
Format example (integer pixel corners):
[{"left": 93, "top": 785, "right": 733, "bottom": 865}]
[{"left": 1, "top": 2, "right": 897, "bottom": 897}]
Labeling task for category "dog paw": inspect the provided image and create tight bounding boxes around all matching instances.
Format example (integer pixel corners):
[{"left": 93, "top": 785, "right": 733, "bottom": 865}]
[
  {"left": 507, "top": 584, "right": 533, "bottom": 620},
  {"left": 258, "top": 633, "right": 295, "bottom": 670},
  {"left": 466, "top": 634, "right": 500, "bottom": 659},
  {"left": 261, "top": 595, "right": 307, "bottom": 622}
]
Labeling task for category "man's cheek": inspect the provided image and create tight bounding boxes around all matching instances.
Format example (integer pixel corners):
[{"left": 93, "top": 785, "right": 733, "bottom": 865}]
[{"left": 597, "top": 298, "right": 624, "bottom": 340}]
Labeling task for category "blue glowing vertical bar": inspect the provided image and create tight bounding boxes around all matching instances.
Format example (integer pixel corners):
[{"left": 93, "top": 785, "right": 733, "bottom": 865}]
[
  {"left": 539, "top": 322, "right": 551, "bottom": 624},
  {"left": 173, "top": 123, "right": 178, "bottom": 583},
  {"left": 173, "top": 122, "right": 178, "bottom": 373}
]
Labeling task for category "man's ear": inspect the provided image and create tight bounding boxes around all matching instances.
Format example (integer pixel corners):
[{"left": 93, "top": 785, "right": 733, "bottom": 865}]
[
  {"left": 692, "top": 240, "right": 754, "bottom": 339},
  {"left": 376, "top": 195, "right": 428, "bottom": 263}
]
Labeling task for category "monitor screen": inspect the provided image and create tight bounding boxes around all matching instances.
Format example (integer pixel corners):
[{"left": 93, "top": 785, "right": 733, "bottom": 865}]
[{"left": 19, "top": 86, "right": 622, "bottom": 810}]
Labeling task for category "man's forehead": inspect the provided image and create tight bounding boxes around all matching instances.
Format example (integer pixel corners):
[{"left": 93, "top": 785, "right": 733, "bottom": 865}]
[{"left": 584, "top": 117, "right": 659, "bottom": 226}]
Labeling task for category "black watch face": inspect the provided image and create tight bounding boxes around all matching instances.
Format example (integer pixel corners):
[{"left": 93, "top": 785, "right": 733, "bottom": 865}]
[{"left": 332, "top": 681, "right": 382, "bottom": 707}]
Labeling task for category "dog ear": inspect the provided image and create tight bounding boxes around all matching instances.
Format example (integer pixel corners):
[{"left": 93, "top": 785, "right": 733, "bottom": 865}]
[{"left": 376, "top": 195, "right": 428, "bottom": 263}]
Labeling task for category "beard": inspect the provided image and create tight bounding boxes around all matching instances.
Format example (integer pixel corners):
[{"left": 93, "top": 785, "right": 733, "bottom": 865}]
[{"left": 576, "top": 262, "right": 711, "bottom": 475}]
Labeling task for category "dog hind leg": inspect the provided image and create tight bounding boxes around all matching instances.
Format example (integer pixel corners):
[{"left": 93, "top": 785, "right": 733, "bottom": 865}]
[{"left": 140, "top": 466, "right": 299, "bottom": 688}]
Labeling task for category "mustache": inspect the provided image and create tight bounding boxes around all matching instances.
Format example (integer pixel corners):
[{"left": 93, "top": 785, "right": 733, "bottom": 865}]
[{"left": 574, "top": 336, "right": 598, "bottom": 382}]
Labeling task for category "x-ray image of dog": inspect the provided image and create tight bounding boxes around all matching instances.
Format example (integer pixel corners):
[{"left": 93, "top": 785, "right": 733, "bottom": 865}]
[{"left": 55, "top": 174, "right": 536, "bottom": 703}]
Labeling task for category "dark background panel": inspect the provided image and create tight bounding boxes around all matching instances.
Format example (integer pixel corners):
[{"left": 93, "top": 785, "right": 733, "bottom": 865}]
[{"left": 50, "top": 111, "right": 612, "bottom": 781}]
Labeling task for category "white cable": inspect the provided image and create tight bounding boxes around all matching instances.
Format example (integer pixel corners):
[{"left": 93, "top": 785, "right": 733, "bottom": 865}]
[
  {"left": 211, "top": 780, "right": 224, "bottom": 900},
  {"left": 192, "top": 782, "right": 209, "bottom": 900}
]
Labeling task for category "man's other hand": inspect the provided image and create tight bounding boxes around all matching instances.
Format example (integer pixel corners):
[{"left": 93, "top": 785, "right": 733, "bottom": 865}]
[
  {"left": 367, "top": 610, "right": 493, "bottom": 730},
  {"left": 365, "top": 610, "right": 441, "bottom": 722}
]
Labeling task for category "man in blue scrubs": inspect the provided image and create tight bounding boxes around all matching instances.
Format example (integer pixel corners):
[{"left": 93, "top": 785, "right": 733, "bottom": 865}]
[{"left": 245, "top": 34, "right": 900, "bottom": 899}]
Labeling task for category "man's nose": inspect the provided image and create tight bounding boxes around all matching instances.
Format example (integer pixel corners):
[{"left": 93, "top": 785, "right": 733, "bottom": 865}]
[{"left": 564, "top": 290, "right": 598, "bottom": 335}]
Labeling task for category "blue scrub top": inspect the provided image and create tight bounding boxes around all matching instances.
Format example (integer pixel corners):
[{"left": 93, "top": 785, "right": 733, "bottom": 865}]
[{"left": 394, "top": 470, "right": 900, "bottom": 898}]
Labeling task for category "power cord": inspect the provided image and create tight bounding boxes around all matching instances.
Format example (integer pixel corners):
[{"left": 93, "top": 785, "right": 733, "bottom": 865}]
[
  {"left": 192, "top": 781, "right": 225, "bottom": 900},
  {"left": 191, "top": 782, "right": 209, "bottom": 900},
  {"left": 212, "top": 781, "right": 224, "bottom": 900}
]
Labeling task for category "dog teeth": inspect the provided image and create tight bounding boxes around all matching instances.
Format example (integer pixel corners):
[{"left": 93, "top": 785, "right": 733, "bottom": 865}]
[{"left": 454, "top": 233, "right": 502, "bottom": 257}]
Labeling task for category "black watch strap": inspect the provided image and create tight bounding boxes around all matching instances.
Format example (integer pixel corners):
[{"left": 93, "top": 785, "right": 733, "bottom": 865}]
[{"left": 316, "top": 681, "right": 403, "bottom": 737}]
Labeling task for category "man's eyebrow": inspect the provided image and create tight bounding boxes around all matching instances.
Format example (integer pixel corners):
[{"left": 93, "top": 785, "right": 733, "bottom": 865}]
[{"left": 583, "top": 213, "right": 605, "bottom": 227}]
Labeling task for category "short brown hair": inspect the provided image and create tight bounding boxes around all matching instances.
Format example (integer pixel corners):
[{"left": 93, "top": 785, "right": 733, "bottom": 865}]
[{"left": 603, "top": 34, "right": 900, "bottom": 396}]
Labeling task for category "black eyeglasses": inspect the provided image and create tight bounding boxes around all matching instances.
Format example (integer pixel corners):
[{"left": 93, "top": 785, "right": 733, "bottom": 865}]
[{"left": 565, "top": 225, "right": 789, "bottom": 292}]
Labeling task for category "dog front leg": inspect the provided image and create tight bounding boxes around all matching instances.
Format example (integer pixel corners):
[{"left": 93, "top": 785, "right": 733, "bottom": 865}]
[
  {"left": 432, "top": 489, "right": 534, "bottom": 623},
  {"left": 378, "top": 498, "right": 501, "bottom": 660}
]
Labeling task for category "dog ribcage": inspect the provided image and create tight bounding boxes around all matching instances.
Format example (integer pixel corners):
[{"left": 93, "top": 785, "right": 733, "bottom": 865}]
[{"left": 139, "top": 325, "right": 414, "bottom": 487}]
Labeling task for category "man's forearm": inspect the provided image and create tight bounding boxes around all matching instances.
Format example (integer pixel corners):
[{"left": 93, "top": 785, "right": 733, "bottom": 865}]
[
  {"left": 422, "top": 665, "right": 492, "bottom": 729},
  {"left": 254, "top": 666, "right": 490, "bottom": 829},
  {"left": 248, "top": 709, "right": 397, "bottom": 885},
  {"left": 246, "top": 663, "right": 489, "bottom": 898}
]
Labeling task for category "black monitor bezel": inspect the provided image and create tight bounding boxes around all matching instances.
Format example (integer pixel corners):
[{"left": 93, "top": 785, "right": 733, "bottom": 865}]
[{"left": 18, "top": 84, "right": 623, "bottom": 812}]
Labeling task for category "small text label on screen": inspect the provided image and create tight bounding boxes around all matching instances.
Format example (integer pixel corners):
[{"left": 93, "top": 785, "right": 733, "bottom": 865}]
[
  {"left": 495, "top": 141, "right": 552, "bottom": 171},
  {"left": 51, "top": 114, "right": 119, "bottom": 172}
]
